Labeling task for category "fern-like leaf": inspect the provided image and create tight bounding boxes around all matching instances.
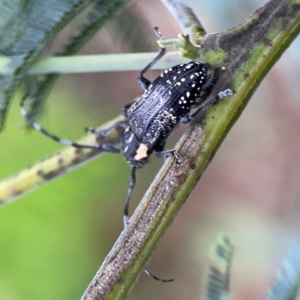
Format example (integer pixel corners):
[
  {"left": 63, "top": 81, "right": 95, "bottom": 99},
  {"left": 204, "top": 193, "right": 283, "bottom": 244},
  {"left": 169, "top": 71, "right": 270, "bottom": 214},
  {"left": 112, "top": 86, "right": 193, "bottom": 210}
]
[
  {"left": 268, "top": 240, "right": 300, "bottom": 300},
  {"left": 205, "top": 235, "right": 234, "bottom": 300}
]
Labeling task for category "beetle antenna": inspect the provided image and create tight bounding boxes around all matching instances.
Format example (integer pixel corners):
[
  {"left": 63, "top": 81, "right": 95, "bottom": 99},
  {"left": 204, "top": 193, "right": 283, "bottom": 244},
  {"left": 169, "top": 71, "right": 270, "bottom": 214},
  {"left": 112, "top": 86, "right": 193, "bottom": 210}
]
[
  {"left": 124, "top": 167, "right": 174, "bottom": 283},
  {"left": 123, "top": 167, "right": 137, "bottom": 227},
  {"left": 20, "top": 94, "right": 108, "bottom": 150},
  {"left": 144, "top": 269, "right": 174, "bottom": 283}
]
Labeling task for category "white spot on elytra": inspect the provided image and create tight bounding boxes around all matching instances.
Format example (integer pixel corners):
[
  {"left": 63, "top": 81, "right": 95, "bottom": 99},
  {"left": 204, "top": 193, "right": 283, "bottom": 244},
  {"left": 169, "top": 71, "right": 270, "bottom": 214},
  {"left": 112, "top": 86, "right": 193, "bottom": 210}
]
[
  {"left": 181, "top": 78, "right": 185, "bottom": 82},
  {"left": 190, "top": 75, "right": 194, "bottom": 79},
  {"left": 192, "top": 84, "right": 196, "bottom": 87},
  {"left": 176, "top": 82, "right": 181, "bottom": 86},
  {"left": 128, "top": 133, "right": 134, "bottom": 143},
  {"left": 186, "top": 92, "right": 190, "bottom": 97}
]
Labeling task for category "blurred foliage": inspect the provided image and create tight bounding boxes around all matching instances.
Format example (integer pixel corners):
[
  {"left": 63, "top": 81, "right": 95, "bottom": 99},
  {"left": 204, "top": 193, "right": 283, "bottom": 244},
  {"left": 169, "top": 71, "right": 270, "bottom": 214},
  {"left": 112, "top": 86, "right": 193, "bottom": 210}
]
[
  {"left": 23, "top": 0, "right": 132, "bottom": 125},
  {"left": 268, "top": 240, "right": 300, "bottom": 300},
  {"left": 0, "top": 89, "right": 129, "bottom": 300},
  {"left": 203, "top": 237, "right": 300, "bottom": 300},
  {"left": 205, "top": 235, "right": 234, "bottom": 300},
  {"left": 0, "top": 0, "right": 99, "bottom": 130}
]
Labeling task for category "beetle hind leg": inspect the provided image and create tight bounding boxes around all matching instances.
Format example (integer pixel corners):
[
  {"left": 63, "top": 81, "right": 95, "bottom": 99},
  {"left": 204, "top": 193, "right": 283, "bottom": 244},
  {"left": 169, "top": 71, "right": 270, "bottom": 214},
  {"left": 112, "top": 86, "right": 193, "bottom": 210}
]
[
  {"left": 181, "top": 88, "right": 234, "bottom": 123},
  {"left": 138, "top": 27, "right": 167, "bottom": 90}
]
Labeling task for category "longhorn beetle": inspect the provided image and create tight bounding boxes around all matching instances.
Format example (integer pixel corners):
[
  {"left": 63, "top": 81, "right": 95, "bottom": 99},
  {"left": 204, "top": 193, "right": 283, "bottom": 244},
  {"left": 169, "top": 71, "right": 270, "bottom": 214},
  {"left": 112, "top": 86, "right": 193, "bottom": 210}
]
[{"left": 20, "top": 27, "right": 233, "bottom": 282}]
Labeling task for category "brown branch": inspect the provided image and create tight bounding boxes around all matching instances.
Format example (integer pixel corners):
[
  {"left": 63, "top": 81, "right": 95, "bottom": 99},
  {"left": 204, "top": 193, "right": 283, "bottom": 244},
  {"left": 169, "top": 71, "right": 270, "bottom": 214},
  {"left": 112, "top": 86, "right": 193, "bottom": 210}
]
[{"left": 81, "top": 0, "right": 300, "bottom": 299}]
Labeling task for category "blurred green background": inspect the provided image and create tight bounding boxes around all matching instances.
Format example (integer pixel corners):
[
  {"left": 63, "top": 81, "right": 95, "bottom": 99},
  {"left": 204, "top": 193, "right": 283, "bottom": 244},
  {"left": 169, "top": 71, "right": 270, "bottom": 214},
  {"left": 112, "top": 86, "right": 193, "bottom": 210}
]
[{"left": 1, "top": 1, "right": 300, "bottom": 299}]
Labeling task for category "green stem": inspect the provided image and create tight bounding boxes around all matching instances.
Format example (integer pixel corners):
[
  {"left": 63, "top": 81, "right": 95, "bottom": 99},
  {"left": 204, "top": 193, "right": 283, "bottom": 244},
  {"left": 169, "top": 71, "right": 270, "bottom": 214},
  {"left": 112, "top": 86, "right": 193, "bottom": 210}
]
[{"left": 0, "top": 52, "right": 187, "bottom": 75}]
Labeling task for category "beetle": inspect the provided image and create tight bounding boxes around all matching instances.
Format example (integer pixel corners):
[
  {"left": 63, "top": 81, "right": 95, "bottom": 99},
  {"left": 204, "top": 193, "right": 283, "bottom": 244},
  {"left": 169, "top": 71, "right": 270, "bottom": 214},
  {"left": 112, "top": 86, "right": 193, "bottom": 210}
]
[
  {"left": 83, "top": 28, "right": 233, "bottom": 226},
  {"left": 20, "top": 27, "right": 233, "bottom": 282}
]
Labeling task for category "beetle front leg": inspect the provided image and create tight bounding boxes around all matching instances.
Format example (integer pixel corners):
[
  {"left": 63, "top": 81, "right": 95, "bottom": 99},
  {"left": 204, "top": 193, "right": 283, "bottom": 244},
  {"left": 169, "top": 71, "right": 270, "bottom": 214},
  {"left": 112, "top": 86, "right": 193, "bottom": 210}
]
[
  {"left": 85, "top": 120, "right": 127, "bottom": 153},
  {"left": 155, "top": 148, "right": 181, "bottom": 163},
  {"left": 85, "top": 120, "right": 128, "bottom": 137}
]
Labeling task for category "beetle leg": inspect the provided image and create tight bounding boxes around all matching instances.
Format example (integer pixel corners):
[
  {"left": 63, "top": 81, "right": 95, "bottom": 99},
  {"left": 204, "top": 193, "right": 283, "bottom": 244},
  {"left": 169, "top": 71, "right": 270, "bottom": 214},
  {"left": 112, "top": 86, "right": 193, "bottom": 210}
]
[
  {"left": 181, "top": 88, "right": 234, "bottom": 123},
  {"left": 138, "top": 27, "right": 167, "bottom": 90},
  {"left": 155, "top": 149, "right": 181, "bottom": 163},
  {"left": 85, "top": 120, "right": 127, "bottom": 136},
  {"left": 86, "top": 122, "right": 127, "bottom": 153},
  {"left": 180, "top": 115, "right": 192, "bottom": 124},
  {"left": 101, "top": 143, "right": 121, "bottom": 153},
  {"left": 192, "top": 88, "right": 234, "bottom": 118}
]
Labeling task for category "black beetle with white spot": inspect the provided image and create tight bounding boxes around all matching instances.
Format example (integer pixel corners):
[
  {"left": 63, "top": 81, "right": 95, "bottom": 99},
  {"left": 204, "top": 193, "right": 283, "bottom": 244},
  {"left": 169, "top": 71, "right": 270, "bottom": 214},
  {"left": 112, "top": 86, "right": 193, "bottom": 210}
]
[{"left": 20, "top": 27, "right": 233, "bottom": 282}]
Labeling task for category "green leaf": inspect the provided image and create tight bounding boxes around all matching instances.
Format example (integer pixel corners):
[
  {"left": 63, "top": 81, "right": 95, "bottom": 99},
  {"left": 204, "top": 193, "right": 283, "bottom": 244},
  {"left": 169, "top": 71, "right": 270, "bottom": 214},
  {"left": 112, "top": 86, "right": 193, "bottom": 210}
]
[
  {"left": 0, "top": 0, "right": 132, "bottom": 131},
  {"left": 23, "top": 0, "right": 132, "bottom": 124},
  {"left": 0, "top": 0, "right": 96, "bottom": 130}
]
